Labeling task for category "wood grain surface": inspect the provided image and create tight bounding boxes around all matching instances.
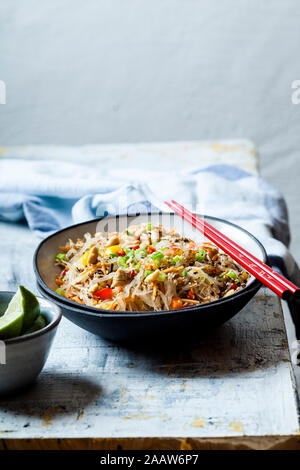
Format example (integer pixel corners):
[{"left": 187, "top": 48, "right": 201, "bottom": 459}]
[{"left": 0, "top": 221, "right": 299, "bottom": 449}]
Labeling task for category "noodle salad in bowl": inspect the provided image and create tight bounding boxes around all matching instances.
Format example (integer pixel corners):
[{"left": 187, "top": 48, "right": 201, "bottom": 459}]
[{"left": 54, "top": 223, "right": 250, "bottom": 312}]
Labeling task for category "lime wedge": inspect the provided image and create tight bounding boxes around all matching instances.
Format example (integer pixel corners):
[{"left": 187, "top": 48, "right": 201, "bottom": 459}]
[
  {"left": 22, "top": 314, "right": 47, "bottom": 335},
  {"left": 0, "top": 286, "right": 40, "bottom": 340},
  {"left": 19, "top": 286, "right": 40, "bottom": 331},
  {"left": 0, "top": 288, "right": 24, "bottom": 339}
]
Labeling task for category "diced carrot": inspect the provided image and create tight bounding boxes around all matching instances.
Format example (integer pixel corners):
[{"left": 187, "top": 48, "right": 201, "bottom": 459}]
[{"left": 170, "top": 297, "right": 183, "bottom": 309}]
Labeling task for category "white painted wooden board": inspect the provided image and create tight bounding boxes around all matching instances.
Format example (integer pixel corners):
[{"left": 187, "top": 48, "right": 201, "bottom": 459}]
[
  {"left": 0, "top": 221, "right": 298, "bottom": 440},
  {"left": 0, "top": 139, "right": 258, "bottom": 174},
  {"left": 0, "top": 141, "right": 298, "bottom": 444}
]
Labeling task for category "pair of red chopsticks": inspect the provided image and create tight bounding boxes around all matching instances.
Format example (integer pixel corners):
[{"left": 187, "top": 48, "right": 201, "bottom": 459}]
[{"left": 165, "top": 200, "right": 300, "bottom": 302}]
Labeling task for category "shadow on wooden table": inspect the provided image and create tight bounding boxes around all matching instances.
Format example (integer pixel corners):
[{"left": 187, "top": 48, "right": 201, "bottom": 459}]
[
  {"left": 0, "top": 372, "right": 102, "bottom": 418},
  {"left": 100, "top": 314, "right": 290, "bottom": 379}
]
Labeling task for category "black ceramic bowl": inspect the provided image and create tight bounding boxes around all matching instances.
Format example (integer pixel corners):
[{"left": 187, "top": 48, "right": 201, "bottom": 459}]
[{"left": 33, "top": 213, "right": 267, "bottom": 342}]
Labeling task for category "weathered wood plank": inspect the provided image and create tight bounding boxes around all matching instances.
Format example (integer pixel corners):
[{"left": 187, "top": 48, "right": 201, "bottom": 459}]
[
  {"left": 0, "top": 140, "right": 259, "bottom": 174},
  {"left": 2, "top": 436, "right": 300, "bottom": 451}
]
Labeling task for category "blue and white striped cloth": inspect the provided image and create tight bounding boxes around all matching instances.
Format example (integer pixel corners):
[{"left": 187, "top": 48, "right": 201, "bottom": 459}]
[{"left": 0, "top": 158, "right": 299, "bottom": 285}]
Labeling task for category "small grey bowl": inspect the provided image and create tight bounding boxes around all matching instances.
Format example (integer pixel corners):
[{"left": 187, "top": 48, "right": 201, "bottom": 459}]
[{"left": 0, "top": 291, "right": 62, "bottom": 396}]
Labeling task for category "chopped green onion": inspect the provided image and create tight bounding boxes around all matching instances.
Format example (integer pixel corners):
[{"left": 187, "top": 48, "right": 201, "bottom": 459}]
[
  {"left": 172, "top": 255, "right": 183, "bottom": 264},
  {"left": 135, "top": 248, "right": 147, "bottom": 257},
  {"left": 144, "top": 269, "right": 153, "bottom": 278},
  {"left": 227, "top": 271, "right": 237, "bottom": 280},
  {"left": 117, "top": 257, "right": 128, "bottom": 268},
  {"left": 109, "top": 253, "right": 118, "bottom": 258},
  {"left": 195, "top": 249, "right": 206, "bottom": 261},
  {"left": 125, "top": 230, "right": 133, "bottom": 236},
  {"left": 124, "top": 252, "right": 135, "bottom": 263},
  {"left": 157, "top": 272, "right": 166, "bottom": 282},
  {"left": 151, "top": 251, "right": 164, "bottom": 263},
  {"left": 147, "top": 223, "right": 153, "bottom": 231},
  {"left": 56, "top": 288, "right": 65, "bottom": 296},
  {"left": 182, "top": 269, "right": 188, "bottom": 277},
  {"left": 227, "top": 271, "right": 240, "bottom": 284},
  {"left": 56, "top": 253, "right": 66, "bottom": 260}
]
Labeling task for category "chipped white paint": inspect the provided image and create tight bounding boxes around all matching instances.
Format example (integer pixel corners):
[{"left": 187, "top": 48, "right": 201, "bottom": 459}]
[{"left": 0, "top": 140, "right": 258, "bottom": 174}]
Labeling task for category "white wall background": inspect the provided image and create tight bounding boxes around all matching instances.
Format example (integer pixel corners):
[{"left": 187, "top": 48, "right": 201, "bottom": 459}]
[{"left": 0, "top": 0, "right": 300, "bottom": 260}]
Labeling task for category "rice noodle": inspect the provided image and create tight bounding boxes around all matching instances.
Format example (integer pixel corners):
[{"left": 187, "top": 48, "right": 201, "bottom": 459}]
[{"left": 54, "top": 223, "right": 250, "bottom": 311}]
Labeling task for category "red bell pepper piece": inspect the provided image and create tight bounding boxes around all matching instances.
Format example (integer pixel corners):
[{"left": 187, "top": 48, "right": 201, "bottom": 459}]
[
  {"left": 94, "top": 287, "right": 113, "bottom": 300},
  {"left": 148, "top": 246, "right": 156, "bottom": 254},
  {"left": 187, "top": 289, "right": 195, "bottom": 300},
  {"left": 229, "top": 281, "right": 238, "bottom": 290}
]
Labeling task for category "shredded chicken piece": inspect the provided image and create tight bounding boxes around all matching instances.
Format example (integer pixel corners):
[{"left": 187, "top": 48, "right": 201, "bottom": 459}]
[
  {"left": 111, "top": 268, "right": 131, "bottom": 288},
  {"left": 106, "top": 234, "right": 120, "bottom": 246}
]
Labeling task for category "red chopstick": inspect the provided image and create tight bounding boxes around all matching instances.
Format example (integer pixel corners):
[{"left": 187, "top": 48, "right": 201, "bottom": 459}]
[
  {"left": 170, "top": 200, "right": 299, "bottom": 295},
  {"left": 166, "top": 202, "right": 289, "bottom": 298},
  {"left": 165, "top": 200, "right": 300, "bottom": 300}
]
